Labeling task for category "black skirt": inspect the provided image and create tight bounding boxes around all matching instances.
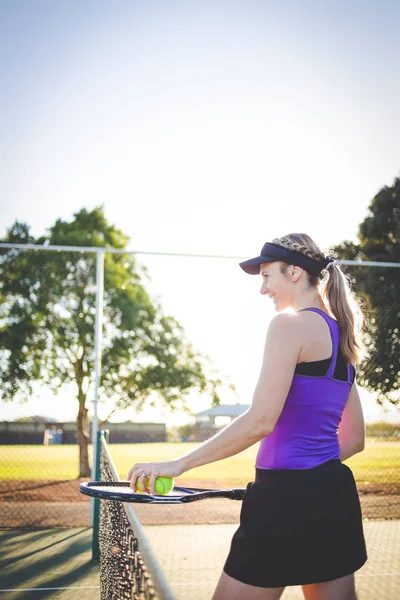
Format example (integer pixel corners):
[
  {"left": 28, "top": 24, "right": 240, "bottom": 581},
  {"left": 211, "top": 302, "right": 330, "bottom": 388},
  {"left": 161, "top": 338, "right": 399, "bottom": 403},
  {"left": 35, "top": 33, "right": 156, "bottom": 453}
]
[{"left": 224, "top": 459, "right": 367, "bottom": 588}]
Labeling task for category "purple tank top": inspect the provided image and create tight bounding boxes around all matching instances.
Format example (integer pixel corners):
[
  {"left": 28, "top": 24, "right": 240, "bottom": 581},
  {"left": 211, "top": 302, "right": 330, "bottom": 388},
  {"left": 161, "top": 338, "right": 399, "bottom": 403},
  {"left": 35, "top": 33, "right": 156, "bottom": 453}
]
[{"left": 256, "top": 308, "right": 354, "bottom": 470}]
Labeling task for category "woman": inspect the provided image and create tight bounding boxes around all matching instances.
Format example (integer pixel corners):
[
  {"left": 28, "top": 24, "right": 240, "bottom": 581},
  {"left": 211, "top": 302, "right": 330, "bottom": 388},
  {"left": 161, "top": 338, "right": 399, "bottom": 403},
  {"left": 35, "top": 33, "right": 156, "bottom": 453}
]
[{"left": 127, "top": 233, "right": 368, "bottom": 600}]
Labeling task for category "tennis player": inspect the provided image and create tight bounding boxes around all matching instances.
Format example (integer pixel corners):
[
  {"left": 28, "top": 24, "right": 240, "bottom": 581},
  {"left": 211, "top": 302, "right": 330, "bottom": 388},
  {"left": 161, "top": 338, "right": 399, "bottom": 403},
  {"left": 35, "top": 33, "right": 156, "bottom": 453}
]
[{"left": 128, "top": 233, "right": 367, "bottom": 600}]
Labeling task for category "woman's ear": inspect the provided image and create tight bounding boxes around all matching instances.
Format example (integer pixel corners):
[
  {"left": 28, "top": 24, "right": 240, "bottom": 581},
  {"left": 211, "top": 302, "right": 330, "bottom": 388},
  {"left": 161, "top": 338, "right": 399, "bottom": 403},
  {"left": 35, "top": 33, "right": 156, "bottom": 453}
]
[{"left": 290, "top": 265, "right": 303, "bottom": 282}]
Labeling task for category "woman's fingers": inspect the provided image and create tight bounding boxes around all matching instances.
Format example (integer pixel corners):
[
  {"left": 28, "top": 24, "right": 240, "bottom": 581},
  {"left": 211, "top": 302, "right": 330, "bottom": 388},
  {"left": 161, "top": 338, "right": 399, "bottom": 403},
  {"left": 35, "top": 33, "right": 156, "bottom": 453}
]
[
  {"left": 127, "top": 463, "right": 150, "bottom": 487},
  {"left": 127, "top": 465, "right": 155, "bottom": 493},
  {"left": 148, "top": 472, "right": 157, "bottom": 495},
  {"left": 126, "top": 460, "right": 183, "bottom": 493}
]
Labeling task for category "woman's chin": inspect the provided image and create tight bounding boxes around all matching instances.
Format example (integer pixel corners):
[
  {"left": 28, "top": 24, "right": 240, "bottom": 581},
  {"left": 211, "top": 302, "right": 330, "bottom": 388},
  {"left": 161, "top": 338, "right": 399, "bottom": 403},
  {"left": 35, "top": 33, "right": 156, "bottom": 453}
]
[{"left": 274, "top": 299, "right": 290, "bottom": 312}]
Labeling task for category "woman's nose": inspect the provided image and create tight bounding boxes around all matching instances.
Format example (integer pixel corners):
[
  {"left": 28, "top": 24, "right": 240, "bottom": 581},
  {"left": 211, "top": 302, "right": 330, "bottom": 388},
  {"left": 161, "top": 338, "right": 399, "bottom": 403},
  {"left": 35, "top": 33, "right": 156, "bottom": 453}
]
[{"left": 260, "top": 282, "right": 269, "bottom": 295}]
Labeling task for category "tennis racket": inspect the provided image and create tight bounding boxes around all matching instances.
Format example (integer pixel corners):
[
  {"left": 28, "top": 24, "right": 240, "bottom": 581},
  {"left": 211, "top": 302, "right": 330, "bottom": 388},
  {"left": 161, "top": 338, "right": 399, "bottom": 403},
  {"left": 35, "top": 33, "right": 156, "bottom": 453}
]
[{"left": 79, "top": 481, "right": 246, "bottom": 504}]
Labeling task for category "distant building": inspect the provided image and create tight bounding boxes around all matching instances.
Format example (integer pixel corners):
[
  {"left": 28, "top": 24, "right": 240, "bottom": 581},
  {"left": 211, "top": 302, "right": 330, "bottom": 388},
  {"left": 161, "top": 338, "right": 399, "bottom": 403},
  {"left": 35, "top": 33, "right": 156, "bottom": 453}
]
[
  {"left": 14, "top": 415, "right": 57, "bottom": 423},
  {"left": 191, "top": 403, "right": 250, "bottom": 441},
  {"left": 0, "top": 421, "right": 166, "bottom": 444},
  {"left": 195, "top": 403, "right": 250, "bottom": 427}
]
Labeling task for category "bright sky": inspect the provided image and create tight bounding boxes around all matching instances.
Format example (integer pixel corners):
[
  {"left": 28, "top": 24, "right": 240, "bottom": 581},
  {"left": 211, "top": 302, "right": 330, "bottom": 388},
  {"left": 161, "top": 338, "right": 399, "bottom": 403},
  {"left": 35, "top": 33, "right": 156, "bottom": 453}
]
[{"left": 1, "top": 1, "right": 399, "bottom": 425}]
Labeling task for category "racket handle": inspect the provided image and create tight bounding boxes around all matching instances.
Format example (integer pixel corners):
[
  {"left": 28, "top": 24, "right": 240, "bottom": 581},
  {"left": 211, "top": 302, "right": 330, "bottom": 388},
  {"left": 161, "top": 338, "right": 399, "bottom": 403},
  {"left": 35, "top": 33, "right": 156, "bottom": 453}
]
[{"left": 231, "top": 488, "right": 246, "bottom": 500}]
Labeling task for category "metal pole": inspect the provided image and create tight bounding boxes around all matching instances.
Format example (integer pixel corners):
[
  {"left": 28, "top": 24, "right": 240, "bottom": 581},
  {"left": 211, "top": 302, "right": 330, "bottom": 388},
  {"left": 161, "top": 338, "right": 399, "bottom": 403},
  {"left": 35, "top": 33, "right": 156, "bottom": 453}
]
[
  {"left": 92, "top": 429, "right": 103, "bottom": 561},
  {"left": 91, "top": 249, "right": 105, "bottom": 525}
]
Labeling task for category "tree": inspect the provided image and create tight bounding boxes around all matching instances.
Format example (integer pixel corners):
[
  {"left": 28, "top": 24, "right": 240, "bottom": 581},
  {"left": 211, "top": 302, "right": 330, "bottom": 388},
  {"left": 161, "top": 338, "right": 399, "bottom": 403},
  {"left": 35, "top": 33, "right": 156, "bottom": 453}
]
[
  {"left": 333, "top": 175, "right": 400, "bottom": 405},
  {"left": 0, "top": 208, "right": 221, "bottom": 476}
]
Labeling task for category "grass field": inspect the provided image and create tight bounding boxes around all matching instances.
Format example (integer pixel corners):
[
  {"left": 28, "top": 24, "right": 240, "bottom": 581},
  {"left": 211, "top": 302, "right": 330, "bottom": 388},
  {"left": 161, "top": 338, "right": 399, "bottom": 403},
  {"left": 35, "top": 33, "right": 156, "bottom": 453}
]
[{"left": 1, "top": 440, "right": 399, "bottom": 486}]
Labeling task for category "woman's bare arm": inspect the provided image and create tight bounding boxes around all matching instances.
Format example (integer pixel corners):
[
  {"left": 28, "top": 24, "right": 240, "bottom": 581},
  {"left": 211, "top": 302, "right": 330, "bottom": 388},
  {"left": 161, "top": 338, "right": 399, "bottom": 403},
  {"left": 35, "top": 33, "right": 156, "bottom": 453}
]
[
  {"left": 128, "top": 314, "right": 302, "bottom": 492},
  {"left": 338, "top": 381, "right": 365, "bottom": 461}
]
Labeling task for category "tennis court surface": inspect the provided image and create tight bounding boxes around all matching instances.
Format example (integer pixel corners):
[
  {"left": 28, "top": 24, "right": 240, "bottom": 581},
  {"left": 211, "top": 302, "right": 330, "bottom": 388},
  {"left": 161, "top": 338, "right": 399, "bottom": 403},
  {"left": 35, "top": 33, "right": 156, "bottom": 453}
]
[
  {"left": 0, "top": 527, "right": 99, "bottom": 599},
  {"left": 1, "top": 433, "right": 399, "bottom": 599},
  {"left": 0, "top": 519, "right": 399, "bottom": 599}
]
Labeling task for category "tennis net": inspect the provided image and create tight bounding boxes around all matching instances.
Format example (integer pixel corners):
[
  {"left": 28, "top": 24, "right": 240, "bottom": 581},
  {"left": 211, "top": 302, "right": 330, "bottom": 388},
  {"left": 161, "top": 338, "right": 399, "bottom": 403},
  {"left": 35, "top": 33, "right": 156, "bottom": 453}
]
[{"left": 95, "top": 432, "right": 175, "bottom": 600}]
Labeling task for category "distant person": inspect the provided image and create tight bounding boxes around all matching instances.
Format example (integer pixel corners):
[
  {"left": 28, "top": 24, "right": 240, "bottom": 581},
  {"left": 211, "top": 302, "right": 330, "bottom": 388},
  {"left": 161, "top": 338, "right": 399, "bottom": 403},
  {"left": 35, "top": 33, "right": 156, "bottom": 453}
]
[
  {"left": 127, "top": 233, "right": 367, "bottom": 599},
  {"left": 43, "top": 428, "right": 50, "bottom": 445},
  {"left": 55, "top": 427, "right": 63, "bottom": 444},
  {"left": 48, "top": 425, "right": 57, "bottom": 444}
]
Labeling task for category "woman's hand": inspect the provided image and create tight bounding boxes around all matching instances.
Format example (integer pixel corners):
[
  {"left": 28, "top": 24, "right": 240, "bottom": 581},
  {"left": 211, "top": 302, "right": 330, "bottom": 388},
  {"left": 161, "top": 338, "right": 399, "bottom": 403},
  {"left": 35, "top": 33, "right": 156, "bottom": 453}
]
[{"left": 127, "top": 458, "right": 185, "bottom": 495}]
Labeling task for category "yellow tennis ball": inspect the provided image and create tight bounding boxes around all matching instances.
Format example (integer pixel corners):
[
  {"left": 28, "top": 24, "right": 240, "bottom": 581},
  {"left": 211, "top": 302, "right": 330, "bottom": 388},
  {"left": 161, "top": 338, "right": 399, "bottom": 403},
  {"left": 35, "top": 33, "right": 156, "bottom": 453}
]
[
  {"left": 137, "top": 476, "right": 174, "bottom": 495},
  {"left": 136, "top": 478, "right": 147, "bottom": 493},
  {"left": 154, "top": 477, "right": 174, "bottom": 495}
]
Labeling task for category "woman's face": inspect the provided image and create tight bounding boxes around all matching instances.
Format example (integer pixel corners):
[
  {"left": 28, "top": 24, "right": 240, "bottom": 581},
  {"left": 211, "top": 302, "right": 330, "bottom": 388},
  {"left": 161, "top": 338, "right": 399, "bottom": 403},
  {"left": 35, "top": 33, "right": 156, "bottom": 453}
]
[{"left": 260, "top": 261, "right": 293, "bottom": 311}]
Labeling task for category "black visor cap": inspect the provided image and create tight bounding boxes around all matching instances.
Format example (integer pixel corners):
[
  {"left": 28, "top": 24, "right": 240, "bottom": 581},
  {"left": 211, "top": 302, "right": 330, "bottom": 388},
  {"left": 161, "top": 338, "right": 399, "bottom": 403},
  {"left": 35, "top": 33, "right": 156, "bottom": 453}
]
[{"left": 239, "top": 243, "right": 324, "bottom": 276}]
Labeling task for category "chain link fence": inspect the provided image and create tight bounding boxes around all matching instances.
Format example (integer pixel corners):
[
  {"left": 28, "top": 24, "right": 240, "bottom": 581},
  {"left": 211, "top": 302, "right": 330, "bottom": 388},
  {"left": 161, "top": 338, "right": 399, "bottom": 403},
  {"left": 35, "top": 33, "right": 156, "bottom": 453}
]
[{"left": 0, "top": 244, "right": 399, "bottom": 530}]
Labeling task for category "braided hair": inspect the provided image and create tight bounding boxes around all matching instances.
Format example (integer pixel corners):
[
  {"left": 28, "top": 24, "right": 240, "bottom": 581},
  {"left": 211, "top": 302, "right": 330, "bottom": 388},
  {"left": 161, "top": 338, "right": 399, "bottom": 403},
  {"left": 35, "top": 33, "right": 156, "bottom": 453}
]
[{"left": 273, "top": 233, "right": 366, "bottom": 365}]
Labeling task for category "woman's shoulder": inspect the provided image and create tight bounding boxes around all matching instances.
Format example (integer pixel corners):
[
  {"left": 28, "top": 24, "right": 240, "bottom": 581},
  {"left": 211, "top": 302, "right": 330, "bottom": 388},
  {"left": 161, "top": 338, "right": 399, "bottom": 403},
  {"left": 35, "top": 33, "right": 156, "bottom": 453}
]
[
  {"left": 269, "top": 309, "right": 330, "bottom": 328},
  {"left": 267, "top": 309, "right": 333, "bottom": 343},
  {"left": 267, "top": 312, "right": 304, "bottom": 341},
  {"left": 269, "top": 312, "right": 301, "bottom": 328},
  {"left": 296, "top": 308, "right": 337, "bottom": 328}
]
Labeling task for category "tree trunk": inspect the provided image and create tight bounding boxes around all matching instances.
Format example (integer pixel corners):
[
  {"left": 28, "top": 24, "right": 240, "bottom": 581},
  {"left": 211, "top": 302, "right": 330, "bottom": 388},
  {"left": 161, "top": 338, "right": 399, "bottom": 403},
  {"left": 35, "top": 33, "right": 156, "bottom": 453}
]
[
  {"left": 77, "top": 400, "right": 91, "bottom": 477},
  {"left": 75, "top": 357, "right": 91, "bottom": 478}
]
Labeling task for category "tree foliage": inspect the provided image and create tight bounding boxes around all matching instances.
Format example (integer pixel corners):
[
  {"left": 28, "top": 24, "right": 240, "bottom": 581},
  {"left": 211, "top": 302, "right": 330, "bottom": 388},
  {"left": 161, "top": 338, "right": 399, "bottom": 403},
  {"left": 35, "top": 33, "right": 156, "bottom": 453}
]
[
  {"left": 333, "top": 175, "right": 400, "bottom": 405},
  {"left": 0, "top": 208, "right": 222, "bottom": 475}
]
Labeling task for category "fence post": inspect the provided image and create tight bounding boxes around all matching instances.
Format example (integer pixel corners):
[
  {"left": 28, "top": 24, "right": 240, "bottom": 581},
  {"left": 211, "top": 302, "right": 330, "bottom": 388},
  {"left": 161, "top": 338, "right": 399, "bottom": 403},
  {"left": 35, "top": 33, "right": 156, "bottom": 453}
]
[
  {"left": 92, "top": 430, "right": 103, "bottom": 561},
  {"left": 91, "top": 249, "right": 105, "bottom": 487}
]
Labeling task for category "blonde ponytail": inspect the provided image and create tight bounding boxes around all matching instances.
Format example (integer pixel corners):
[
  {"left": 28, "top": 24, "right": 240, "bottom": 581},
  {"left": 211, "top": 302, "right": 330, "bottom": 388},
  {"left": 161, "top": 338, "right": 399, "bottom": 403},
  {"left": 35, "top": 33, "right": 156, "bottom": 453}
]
[
  {"left": 273, "top": 233, "right": 367, "bottom": 364},
  {"left": 320, "top": 264, "right": 366, "bottom": 364}
]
